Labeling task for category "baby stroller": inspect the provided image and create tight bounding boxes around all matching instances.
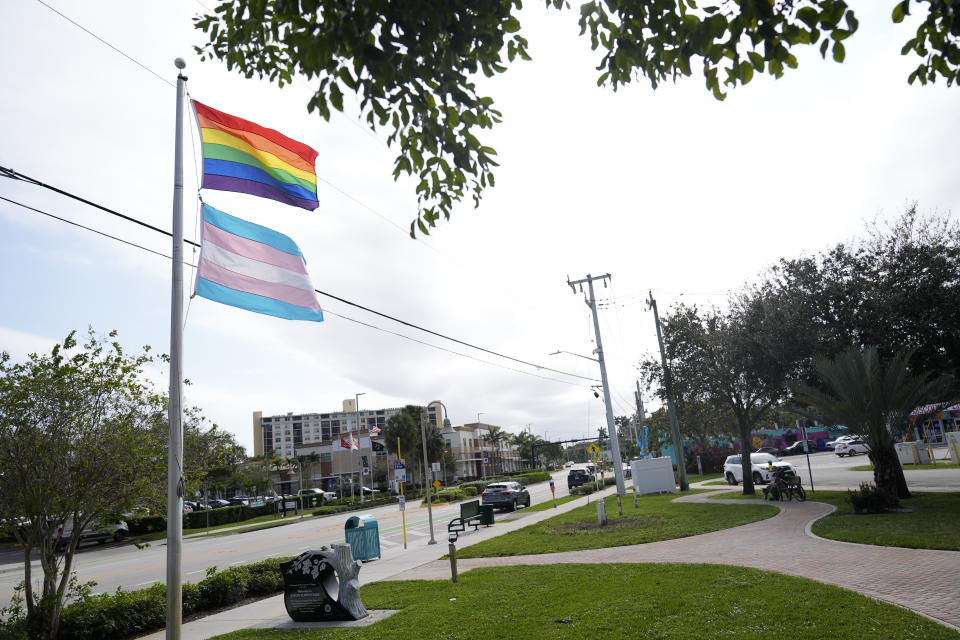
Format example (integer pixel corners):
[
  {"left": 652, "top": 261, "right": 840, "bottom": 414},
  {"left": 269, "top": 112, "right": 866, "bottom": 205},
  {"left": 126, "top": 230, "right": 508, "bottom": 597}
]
[{"left": 763, "top": 466, "right": 806, "bottom": 502}]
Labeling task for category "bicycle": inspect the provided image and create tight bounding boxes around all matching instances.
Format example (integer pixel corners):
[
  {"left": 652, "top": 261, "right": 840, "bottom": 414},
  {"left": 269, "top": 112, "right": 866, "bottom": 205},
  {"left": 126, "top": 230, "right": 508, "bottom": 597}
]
[{"left": 763, "top": 467, "right": 806, "bottom": 502}]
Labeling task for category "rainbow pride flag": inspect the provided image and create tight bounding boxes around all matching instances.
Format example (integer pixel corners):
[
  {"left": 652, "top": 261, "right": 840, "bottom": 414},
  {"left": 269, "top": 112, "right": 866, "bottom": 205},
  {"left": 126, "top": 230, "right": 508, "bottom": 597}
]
[
  {"left": 193, "top": 101, "right": 319, "bottom": 211},
  {"left": 195, "top": 204, "right": 324, "bottom": 322}
]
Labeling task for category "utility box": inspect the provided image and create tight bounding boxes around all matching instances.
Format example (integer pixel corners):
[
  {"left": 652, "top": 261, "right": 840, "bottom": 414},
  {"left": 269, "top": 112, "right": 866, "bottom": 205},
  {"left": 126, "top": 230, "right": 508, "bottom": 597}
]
[
  {"left": 945, "top": 431, "right": 960, "bottom": 466},
  {"left": 630, "top": 457, "right": 676, "bottom": 495},
  {"left": 895, "top": 441, "right": 931, "bottom": 465},
  {"left": 344, "top": 515, "right": 381, "bottom": 562}
]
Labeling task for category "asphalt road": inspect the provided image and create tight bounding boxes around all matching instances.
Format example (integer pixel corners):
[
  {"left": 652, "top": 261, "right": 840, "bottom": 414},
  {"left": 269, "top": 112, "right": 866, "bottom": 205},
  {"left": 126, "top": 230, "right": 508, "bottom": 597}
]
[{"left": 0, "top": 469, "right": 574, "bottom": 607}]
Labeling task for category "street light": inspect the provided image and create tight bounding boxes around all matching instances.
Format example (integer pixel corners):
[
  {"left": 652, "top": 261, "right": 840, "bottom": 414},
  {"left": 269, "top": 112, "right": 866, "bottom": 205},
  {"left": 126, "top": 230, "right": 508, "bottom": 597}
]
[
  {"left": 421, "top": 400, "right": 450, "bottom": 546},
  {"left": 549, "top": 349, "right": 599, "bottom": 363},
  {"left": 355, "top": 392, "right": 365, "bottom": 504}
]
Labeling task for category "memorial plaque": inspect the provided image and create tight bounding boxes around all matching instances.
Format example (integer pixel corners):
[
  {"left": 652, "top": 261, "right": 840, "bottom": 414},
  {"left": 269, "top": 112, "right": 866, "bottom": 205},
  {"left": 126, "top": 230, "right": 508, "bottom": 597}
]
[{"left": 281, "top": 545, "right": 368, "bottom": 622}]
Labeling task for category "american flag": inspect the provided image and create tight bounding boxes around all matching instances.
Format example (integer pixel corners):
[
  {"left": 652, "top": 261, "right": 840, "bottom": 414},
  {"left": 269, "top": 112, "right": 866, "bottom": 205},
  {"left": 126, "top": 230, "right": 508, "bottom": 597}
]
[{"left": 369, "top": 426, "right": 382, "bottom": 435}]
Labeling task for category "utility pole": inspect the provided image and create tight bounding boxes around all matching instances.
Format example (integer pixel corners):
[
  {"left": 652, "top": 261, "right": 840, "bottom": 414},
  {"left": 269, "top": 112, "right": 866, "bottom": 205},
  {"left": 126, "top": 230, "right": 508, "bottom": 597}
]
[
  {"left": 634, "top": 380, "right": 646, "bottom": 450},
  {"left": 567, "top": 273, "right": 626, "bottom": 514},
  {"left": 646, "top": 291, "right": 689, "bottom": 491}
]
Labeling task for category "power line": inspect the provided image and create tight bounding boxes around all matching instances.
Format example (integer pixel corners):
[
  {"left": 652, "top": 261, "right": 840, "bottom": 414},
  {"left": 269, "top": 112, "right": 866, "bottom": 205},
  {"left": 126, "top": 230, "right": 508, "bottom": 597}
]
[{"left": 0, "top": 172, "right": 599, "bottom": 384}]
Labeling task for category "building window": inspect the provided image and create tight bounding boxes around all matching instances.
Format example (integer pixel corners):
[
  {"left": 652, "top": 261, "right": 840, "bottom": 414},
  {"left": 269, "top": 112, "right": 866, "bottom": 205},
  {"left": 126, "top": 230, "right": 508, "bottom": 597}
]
[{"left": 320, "top": 453, "right": 332, "bottom": 462}]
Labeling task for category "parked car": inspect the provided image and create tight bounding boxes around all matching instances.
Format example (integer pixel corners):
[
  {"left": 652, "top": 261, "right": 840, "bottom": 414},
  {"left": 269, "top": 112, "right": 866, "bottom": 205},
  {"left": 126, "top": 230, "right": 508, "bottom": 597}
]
[
  {"left": 567, "top": 468, "right": 595, "bottom": 490},
  {"left": 481, "top": 481, "right": 530, "bottom": 511},
  {"left": 360, "top": 487, "right": 380, "bottom": 495},
  {"left": 227, "top": 497, "right": 249, "bottom": 507},
  {"left": 207, "top": 499, "right": 231, "bottom": 509},
  {"left": 755, "top": 446, "right": 782, "bottom": 456},
  {"left": 835, "top": 439, "right": 870, "bottom": 457},
  {"left": 564, "top": 461, "right": 575, "bottom": 468},
  {"left": 781, "top": 440, "right": 819, "bottom": 456},
  {"left": 723, "top": 453, "right": 796, "bottom": 485},
  {"left": 56, "top": 519, "right": 129, "bottom": 550},
  {"left": 826, "top": 435, "right": 858, "bottom": 450}
]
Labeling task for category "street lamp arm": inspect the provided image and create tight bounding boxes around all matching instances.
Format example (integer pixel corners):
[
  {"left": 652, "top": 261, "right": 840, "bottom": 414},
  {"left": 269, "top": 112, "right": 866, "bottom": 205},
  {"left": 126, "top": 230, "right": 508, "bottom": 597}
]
[{"left": 549, "top": 350, "right": 599, "bottom": 363}]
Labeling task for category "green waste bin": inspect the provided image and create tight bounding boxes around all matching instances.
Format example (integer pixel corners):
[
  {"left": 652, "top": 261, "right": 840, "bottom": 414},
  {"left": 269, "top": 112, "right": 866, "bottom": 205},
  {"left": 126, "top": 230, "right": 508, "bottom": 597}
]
[
  {"left": 344, "top": 514, "right": 381, "bottom": 561},
  {"left": 478, "top": 504, "right": 495, "bottom": 526}
]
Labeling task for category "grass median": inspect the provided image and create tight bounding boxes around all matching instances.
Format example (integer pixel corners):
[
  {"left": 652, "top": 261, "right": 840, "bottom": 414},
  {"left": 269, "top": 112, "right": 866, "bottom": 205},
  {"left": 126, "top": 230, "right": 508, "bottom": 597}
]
[
  {"left": 711, "top": 489, "right": 960, "bottom": 550},
  {"left": 809, "top": 490, "right": 960, "bottom": 551},
  {"left": 211, "top": 564, "right": 960, "bottom": 640},
  {"left": 456, "top": 490, "right": 777, "bottom": 558}
]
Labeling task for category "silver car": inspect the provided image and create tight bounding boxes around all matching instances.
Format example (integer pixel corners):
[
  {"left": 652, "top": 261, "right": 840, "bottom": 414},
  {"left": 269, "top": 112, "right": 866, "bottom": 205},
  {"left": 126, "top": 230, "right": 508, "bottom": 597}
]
[{"left": 481, "top": 481, "right": 531, "bottom": 511}]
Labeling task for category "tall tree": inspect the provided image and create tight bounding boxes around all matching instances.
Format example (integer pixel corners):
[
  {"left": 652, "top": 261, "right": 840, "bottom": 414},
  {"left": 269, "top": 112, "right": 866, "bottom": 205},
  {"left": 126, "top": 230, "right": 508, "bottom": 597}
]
[
  {"left": 647, "top": 290, "right": 814, "bottom": 494},
  {"left": 771, "top": 207, "right": 960, "bottom": 379},
  {"left": 0, "top": 330, "right": 166, "bottom": 640},
  {"left": 196, "top": 3, "right": 959, "bottom": 235},
  {"left": 483, "top": 425, "right": 508, "bottom": 474},
  {"left": 795, "top": 347, "right": 954, "bottom": 502}
]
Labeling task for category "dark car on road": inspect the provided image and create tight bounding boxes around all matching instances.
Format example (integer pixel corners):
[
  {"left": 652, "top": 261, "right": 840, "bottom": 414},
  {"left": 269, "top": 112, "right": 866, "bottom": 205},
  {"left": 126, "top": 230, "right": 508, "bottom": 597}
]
[
  {"left": 480, "top": 482, "right": 530, "bottom": 511},
  {"left": 781, "top": 440, "right": 819, "bottom": 456},
  {"left": 567, "top": 468, "right": 595, "bottom": 490}
]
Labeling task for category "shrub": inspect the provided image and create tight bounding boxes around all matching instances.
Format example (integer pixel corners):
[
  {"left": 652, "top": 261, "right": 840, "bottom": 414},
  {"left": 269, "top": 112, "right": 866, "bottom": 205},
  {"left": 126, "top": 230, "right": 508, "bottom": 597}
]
[
  {"left": 847, "top": 482, "right": 895, "bottom": 514},
  {"left": 458, "top": 481, "right": 488, "bottom": 494},
  {"left": 571, "top": 485, "right": 595, "bottom": 496},
  {"left": 463, "top": 486, "right": 478, "bottom": 497},
  {"left": 126, "top": 515, "right": 166, "bottom": 536},
  {"left": 685, "top": 445, "right": 738, "bottom": 474},
  {"left": 55, "top": 558, "right": 289, "bottom": 640},
  {"left": 183, "top": 503, "right": 277, "bottom": 529},
  {"left": 423, "top": 488, "right": 466, "bottom": 504},
  {"left": 514, "top": 471, "right": 551, "bottom": 485}
]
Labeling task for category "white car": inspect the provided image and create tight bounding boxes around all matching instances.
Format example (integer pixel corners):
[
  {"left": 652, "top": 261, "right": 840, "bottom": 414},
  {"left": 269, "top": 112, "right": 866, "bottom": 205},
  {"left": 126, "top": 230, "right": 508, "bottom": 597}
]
[
  {"left": 723, "top": 453, "right": 796, "bottom": 485},
  {"left": 835, "top": 439, "right": 869, "bottom": 457}
]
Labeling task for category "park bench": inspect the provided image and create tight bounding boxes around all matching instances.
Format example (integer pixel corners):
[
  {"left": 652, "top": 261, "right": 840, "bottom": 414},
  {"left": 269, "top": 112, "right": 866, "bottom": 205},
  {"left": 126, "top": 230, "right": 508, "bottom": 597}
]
[{"left": 447, "top": 499, "right": 489, "bottom": 534}]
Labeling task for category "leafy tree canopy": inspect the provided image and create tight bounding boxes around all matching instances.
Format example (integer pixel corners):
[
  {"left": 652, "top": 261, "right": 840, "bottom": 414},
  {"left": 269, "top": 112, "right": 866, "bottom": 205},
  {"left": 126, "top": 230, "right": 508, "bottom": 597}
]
[
  {"left": 0, "top": 330, "right": 166, "bottom": 639},
  {"left": 195, "top": 1, "right": 959, "bottom": 235}
]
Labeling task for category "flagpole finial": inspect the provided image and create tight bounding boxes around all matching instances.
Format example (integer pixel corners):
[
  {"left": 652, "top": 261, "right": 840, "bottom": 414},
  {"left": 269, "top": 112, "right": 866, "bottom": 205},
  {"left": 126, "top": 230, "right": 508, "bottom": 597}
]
[{"left": 174, "top": 58, "right": 186, "bottom": 70}]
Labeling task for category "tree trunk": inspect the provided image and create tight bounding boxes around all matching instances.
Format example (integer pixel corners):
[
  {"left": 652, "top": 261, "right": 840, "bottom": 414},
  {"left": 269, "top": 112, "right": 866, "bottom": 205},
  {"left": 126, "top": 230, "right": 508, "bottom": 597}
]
[
  {"left": 738, "top": 423, "right": 755, "bottom": 495},
  {"left": 331, "top": 544, "right": 367, "bottom": 619},
  {"left": 870, "top": 444, "right": 910, "bottom": 503}
]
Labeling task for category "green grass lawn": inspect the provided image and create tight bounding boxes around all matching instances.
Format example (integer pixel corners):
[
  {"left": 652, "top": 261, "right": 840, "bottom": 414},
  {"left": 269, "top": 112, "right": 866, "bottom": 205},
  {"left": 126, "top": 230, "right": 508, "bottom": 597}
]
[
  {"left": 686, "top": 472, "right": 723, "bottom": 483},
  {"left": 851, "top": 463, "right": 956, "bottom": 471},
  {"left": 211, "top": 564, "right": 959, "bottom": 640},
  {"left": 523, "top": 494, "right": 581, "bottom": 513},
  {"left": 809, "top": 491, "right": 960, "bottom": 551},
  {"left": 455, "top": 491, "right": 777, "bottom": 558},
  {"left": 710, "top": 490, "right": 764, "bottom": 500}
]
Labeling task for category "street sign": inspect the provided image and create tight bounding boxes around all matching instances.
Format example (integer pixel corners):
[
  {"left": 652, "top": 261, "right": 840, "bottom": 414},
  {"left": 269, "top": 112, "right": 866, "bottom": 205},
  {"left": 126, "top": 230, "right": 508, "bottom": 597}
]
[
  {"left": 395, "top": 469, "right": 407, "bottom": 482},
  {"left": 398, "top": 496, "right": 406, "bottom": 511},
  {"left": 393, "top": 460, "right": 405, "bottom": 469},
  {"left": 587, "top": 443, "right": 600, "bottom": 455},
  {"left": 431, "top": 462, "right": 441, "bottom": 472},
  {"left": 481, "top": 450, "right": 489, "bottom": 461},
  {"left": 433, "top": 480, "right": 442, "bottom": 489}
]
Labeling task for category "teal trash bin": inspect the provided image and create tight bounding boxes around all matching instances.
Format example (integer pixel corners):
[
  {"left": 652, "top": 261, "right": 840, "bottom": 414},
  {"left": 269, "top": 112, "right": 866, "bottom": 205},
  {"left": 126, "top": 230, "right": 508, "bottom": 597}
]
[
  {"left": 344, "top": 514, "right": 381, "bottom": 561},
  {"left": 478, "top": 504, "right": 495, "bottom": 527}
]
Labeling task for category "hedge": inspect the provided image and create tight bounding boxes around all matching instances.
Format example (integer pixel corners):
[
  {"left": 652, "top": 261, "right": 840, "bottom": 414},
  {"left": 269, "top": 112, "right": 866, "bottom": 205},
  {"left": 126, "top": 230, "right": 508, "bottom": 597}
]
[
  {"left": 54, "top": 558, "right": 288, "bottom": 640},
  {"left": 571, "top": 484, "right": 595, "bottom": 495},
  {"left": 421, "top": 488, "right": 466, "bottom": 504},
  {"left": 513, "top": 471, "right": 551, "bottom": 485},
  {"left": 312, "top": 495, "right": 398, "bottom": 517}
]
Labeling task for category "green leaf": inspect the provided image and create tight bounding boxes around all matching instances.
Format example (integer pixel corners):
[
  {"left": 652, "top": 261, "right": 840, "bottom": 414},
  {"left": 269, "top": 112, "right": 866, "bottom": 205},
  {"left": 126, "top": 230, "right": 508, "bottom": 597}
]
[
  {"left": 502, "top": 16, "right": 521, "bottom": 33},
  {"left": 797, "top": 7, "right": 819, "bottom": 29},
  {"left": 892, "top": 1, "right": 909, "bottom": 24},
  {"left": 832, "top": 41, "right": 845, "bottom": 63}
]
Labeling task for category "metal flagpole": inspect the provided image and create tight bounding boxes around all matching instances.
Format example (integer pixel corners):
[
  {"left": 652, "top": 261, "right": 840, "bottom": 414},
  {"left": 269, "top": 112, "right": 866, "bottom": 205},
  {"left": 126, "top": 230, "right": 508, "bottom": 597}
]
[{"left": 166, "top": 57, "right": 187, "bottom": 640}]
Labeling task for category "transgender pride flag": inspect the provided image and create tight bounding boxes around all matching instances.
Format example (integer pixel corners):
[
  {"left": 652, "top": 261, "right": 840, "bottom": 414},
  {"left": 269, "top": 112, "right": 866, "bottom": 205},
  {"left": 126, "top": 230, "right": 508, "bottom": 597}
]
[{"left": 194, "top": 204, "right": 324, "bottom": 322}]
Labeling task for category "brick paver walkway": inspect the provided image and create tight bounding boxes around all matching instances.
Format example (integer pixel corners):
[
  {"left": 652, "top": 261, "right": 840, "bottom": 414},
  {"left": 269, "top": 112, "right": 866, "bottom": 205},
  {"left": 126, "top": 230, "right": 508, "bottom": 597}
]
[{"left": 391, "top": 489, "right": 960, "bottom": 630}]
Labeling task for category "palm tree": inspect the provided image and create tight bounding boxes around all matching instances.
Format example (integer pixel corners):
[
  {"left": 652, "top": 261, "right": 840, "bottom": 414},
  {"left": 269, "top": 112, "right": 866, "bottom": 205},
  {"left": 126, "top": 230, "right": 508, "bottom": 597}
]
[
  {"left": 796, "top": 346, "right": 953, "bottom": 503},
  {"left": 511, "top": 431, "right": 537, "bottom": 468},
  {"left": 307, "top": 451, "right": 320, "bottom": 488},
  {"left": 483, "top": 426, "right": 508, "bottom": 474}
]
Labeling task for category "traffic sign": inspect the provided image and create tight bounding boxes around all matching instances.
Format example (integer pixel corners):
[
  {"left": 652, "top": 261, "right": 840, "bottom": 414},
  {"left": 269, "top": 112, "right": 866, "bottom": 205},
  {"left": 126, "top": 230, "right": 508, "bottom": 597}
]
[
  {"left": 393, "top": 460, "right": 405, "bottom": 470},
  {"left": 395, "top": 469, "right": 407, "bottom": 482},
  {"left": 433, "top": 480, "right": 442, "bottom": 489},
  {"left": 398, "top": 496, "right": 406, "bottom": 511},
  {"left": 587, "top": 443, "right": 600, "bottom": 455}
]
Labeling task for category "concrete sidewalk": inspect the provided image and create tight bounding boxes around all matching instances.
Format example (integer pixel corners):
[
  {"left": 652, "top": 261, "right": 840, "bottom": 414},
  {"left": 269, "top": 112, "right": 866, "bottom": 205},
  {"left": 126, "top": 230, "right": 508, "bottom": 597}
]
[{"left": 140, "top": 487, "right": 618, "bottom": 639}]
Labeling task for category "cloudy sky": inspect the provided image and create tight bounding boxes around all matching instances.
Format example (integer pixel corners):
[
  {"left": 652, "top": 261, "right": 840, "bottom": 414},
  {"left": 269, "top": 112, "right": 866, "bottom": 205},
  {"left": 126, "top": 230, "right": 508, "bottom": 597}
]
[{"left": 2, "top": 1, "right": 958, "bottom": 453}]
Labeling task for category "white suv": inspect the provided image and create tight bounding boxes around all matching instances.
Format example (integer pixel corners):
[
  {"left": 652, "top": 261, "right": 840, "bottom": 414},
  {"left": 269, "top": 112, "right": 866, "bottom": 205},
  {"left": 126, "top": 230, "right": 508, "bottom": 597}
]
[{"left": 723, "top": 453, "right": 796, "bottom": 486}]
